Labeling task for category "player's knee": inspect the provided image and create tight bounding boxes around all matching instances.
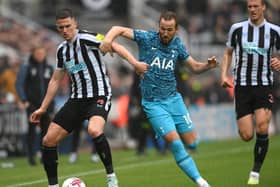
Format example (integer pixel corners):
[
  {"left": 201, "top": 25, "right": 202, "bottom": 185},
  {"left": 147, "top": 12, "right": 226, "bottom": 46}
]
[
  {"left": 239, "top": 131, "right": 254, "bottom": 142},
  {"left": 42, "top": 135, "right": 57, "bottom": 147},
  {"left": 185, "top": 139, "right": 199, "bottom": 150},
  {"left": 88, "top": 126, "right": 103, "bottom": 137}
]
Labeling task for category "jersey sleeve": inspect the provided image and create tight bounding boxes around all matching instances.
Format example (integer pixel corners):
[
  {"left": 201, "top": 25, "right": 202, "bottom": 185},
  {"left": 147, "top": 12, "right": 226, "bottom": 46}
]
[
  {"left": 176, "top": 37, "right": 189, "bottom": 62},
  {"left": 56, "top": 44, "right": 65, "bottom": 70},
  {"left": 275, "top": 26, "right": 280, "bottom": 53},
  {"left": 226, "top": 24, "right": 238, "bottom": 49},
  {"left": 15, "top": 63, "right": 28, "bottom": 101},
  {"left": 133, "top": 29, "right": 151, "bottom": 46},
  {"left": 79, "top": 30, "right": 104, "bottom": 49}
]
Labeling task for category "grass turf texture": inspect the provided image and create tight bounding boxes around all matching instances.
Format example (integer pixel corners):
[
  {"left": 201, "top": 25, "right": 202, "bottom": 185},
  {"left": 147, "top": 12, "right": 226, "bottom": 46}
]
[{"left": 1, "top": 135, "right": 279, "bottom": 187}]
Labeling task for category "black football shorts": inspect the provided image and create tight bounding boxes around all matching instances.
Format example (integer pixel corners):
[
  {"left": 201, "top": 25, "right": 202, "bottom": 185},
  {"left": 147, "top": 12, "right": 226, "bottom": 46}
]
[
  {"left": 53, "top": 96, "right": 111, "bottom": 133},
  {"left": 234, "top": 86, "right": 274, "bottom": 119}
]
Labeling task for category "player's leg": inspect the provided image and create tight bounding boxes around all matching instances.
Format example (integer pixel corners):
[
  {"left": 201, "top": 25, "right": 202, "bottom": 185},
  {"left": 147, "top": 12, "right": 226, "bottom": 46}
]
[
  {"left": 42, "top": 99, "right": 80, "bottom": 187},
  {"left": 91, "top": 142, "right": 99, "bottom": 162},
  {"left": 180, "top": 130, "right": 199, "bottom": 150},
  {"left": 26, "top": 120, "right": 36, "bottom": 166},
  {"left": 42, "top": 122, "right": 68, "bottom": 186},
  {"left": 39, "top": 113, "right": 51, "bottom": 164},
  {"left": 168, "top": 93, "right": 200, "bottom": 150},
  {"left": 88, "top": 116, "right": 118, "bottom": 187},
  {"left": 237, "top": 114, "right": 255, "bottom": 141},
  {"left": 68, "top": 124, "right": 82, "bottom": 163},
  {"left": 253, "top": 108, "right": 271, "bottom": 171},
  {"left": 143, "top": 97, "right": 210, "bottom": 187},
  {"left": 247, "top": 108, "right": 271, "bottom": 185},
  {"left": 235, "top": 86, "right": 255, "bottom": 142}
]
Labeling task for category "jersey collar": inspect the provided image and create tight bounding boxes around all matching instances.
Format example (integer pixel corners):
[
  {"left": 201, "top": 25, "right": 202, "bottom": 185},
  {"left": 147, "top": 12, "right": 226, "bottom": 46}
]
[{"left": 248, "top": 18, "right": 266, "bottom": 28}]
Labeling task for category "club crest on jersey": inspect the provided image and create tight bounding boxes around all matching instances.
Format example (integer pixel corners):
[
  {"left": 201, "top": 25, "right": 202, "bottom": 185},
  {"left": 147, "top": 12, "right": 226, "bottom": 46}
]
[{"left": 150, "top": 57, "right": 174, "bottom": 70}]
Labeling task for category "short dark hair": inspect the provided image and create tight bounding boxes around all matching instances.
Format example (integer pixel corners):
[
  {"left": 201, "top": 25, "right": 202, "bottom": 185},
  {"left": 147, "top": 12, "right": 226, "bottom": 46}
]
[
  {"left": 159, "top": 11, "right": 178, "bottom": 28},
  {"left": 56, "top": 8, "right": 74, "bottom": 20}
]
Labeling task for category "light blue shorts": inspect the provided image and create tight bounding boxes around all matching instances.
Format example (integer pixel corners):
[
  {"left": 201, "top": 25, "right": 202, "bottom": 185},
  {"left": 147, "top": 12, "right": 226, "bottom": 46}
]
[{"left": 142, "top": 93, "right": 194, "bottom": 137}]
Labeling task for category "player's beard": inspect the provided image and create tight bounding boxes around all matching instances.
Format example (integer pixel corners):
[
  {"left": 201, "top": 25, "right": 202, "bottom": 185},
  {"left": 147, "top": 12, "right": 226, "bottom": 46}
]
[{"left": 160, "top": 35, "right": 171, "bottom": 45}]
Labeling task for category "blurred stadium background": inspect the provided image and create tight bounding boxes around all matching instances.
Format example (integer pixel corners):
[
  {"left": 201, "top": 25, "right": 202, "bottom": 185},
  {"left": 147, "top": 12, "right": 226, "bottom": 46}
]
[{"left": 0, "top": 0, "right": 279, "bottom": 159}]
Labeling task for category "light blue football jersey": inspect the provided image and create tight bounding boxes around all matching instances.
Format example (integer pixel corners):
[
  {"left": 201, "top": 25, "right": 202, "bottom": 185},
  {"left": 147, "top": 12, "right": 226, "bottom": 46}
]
[{"left": 133, "top": 29, "right": 189, "bottom": 101}]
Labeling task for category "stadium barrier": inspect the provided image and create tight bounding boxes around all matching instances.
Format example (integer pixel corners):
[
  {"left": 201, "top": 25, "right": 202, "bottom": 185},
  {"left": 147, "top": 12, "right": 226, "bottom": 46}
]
[{"left": 0, "top": 104, "right": 27, "bottom": 158}]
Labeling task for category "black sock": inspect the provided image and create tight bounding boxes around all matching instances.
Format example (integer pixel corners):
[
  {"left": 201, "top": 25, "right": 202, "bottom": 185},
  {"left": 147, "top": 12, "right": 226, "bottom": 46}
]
[
  {"left": 93, "top": 134, "right": 114, "bottom": 174},
  {"left": 253, "top": 134, "right": 269, "bottom": 173},
  {"left": 42, "top": 146, "right": 58, "bottom": 185}
]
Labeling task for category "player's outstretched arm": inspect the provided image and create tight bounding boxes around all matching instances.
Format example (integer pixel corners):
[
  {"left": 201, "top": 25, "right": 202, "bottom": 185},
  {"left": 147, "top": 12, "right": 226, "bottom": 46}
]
[
  {"left": 100, "top": 26, "right": 134, "bottom": 55},
  {"left": 220, "top": 48, "right": 234, "bottom": 88},
  {"left": 30, "top": 70, "right": 65, "bottom": 124},
  {"left": 111, "top": 42, "right": 148, "bottom": 75},
  {"left": 184, "top": 56, "right": 218, "bottom": 74}
]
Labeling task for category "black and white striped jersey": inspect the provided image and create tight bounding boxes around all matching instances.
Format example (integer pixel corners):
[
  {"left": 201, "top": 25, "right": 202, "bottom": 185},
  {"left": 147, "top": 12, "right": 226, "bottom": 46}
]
[
  {"left": 226, "top": 19, "right": 280, "bottom": 86},
  {"left": 56, "top": 29, "right": 112, "bottom": 99}
]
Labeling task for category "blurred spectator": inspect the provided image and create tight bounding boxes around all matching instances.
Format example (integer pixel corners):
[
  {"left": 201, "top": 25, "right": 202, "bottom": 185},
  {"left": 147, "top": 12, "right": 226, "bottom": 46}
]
[
  {"left": 128, "top": 73, "right": 168, "bottom": 156},
  {"left": 0, "top": 15, "right": 58, "bottom": 64},
  {"left": 0, "top": 57, "right": 22, "bottom": 106},
  {"left": 68, "top": 121, "right": 99, "bottom": 164},
  {"left": 16, "top": 46, "right": 54, "bottom": 166}
]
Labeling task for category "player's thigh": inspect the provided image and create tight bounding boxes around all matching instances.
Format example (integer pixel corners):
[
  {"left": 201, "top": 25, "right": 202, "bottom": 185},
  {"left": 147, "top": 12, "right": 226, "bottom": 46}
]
[
  {"left": 142, "top": 101, "right": 176, "bottom": 137},
  {"left": 43, "top": 122, "right": 68, "bottom": 146},
  {"left": 254, "top": 108, "right": 272, "bottom": 134},
  {"left": 237, "top": 114, "right": 254, "bottom": 141},
  {"left": 88, "top": 116, "right": 106, "bottom": 137}
]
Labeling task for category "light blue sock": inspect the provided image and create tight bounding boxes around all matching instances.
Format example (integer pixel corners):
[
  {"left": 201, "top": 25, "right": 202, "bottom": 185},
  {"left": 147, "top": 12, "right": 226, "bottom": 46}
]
[
  {"left": 169, "top": 139, "right": 201, "bottom": 181},
  {"left": 186, "top": 139, "right": 199, "bottom": 150}
]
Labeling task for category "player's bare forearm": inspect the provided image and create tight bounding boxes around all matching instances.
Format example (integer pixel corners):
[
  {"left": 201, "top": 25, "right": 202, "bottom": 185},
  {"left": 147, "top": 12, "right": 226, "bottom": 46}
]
[
  {"left": 40, "top": 70, "right": 64, "bottom": 112},
  {"left": 185, "top": 56, "right": 218, "bottom": 74},
  {"left": 220, "top": 49, "right": 234, "bottom": 88},
  {"left": 112, "top": 42, "right": 148, "bottom": 74}
]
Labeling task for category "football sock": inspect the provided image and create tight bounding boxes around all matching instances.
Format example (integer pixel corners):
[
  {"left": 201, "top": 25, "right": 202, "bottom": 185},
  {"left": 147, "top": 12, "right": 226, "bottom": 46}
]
[
  {"left": 252, "top": 134, "right": 269, "bottom": 172},
  {"left": 93, "top": 133, "right": 114, "bottom": 174},
  {"left": 169, "top": 139, "right": 201, "bottom": 181},
  {"left": 42, "top": 146, "right": 58, "bottom": 185}
]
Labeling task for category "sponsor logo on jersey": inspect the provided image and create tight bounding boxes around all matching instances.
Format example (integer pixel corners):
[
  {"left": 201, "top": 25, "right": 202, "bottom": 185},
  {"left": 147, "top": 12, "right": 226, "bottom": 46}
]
[
  {"left": 150, "top": 57, "right": 174, "bottom": 70},
  {"left": 65, "top": 60, "right": 87, "bottom": 73},
  {"left": 243, "top": 42, "right": 267, "bottom": 56}
]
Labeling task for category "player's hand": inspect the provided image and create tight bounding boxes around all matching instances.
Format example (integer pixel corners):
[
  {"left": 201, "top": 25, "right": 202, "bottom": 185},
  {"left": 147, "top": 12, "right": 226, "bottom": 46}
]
[
  {"left": 100, "top": 40, "right": 113, "bottom": 56},
  {"left": 270, "top": 57, "right": 280, "bottom": 72},
  {"left": 207, "top": 56, "right": 219, "bottom": 68},
  {"left": 220, "top": 76, "right": 234, "bottom": 88},
  {"left": 134, "top": 61, "right": 149, "bottom": 77},
  {"left": 29, "top": 108, "right": 45, "bottom": 125}
]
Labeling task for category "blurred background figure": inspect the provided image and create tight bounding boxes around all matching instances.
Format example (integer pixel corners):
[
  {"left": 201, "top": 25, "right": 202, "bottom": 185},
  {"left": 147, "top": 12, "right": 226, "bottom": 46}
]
[
  {"left": 16, "top": 46, "right": 54, "bottom": 166},
  {"left": 68, "top": 120, "right": 99, "bottom": 164},
  {"left": 128, "top": 72, "right": 168, "bottom": 156},
  {"left": 0, "top": 57, "right": 22, "bottom": 106}
]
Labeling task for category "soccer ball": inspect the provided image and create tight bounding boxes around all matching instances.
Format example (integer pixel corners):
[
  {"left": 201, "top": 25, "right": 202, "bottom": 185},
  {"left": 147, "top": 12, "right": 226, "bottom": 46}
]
[{"left": 62, "top": 177, "right": 86, "bottom": 187}]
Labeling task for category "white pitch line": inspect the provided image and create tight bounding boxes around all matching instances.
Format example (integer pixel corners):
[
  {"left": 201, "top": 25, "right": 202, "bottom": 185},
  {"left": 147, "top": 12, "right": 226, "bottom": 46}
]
[{"left": 5, "top": 142, "right": 278, "bottom": 187}]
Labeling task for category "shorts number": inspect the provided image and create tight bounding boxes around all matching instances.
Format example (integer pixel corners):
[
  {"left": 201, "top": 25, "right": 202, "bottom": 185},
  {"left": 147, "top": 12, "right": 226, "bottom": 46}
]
[{"left": 183, "top": 113, "right": 192, "bottom": 124}]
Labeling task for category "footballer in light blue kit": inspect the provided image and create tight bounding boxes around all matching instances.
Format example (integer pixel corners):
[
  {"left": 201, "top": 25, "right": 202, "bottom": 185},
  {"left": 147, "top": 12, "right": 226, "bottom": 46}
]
[
  {"left": 101, "top": 11, "right": 217, "bottom": 187},
  {"left": 134, "top": 29, "right": 194, "bottom": 138}
]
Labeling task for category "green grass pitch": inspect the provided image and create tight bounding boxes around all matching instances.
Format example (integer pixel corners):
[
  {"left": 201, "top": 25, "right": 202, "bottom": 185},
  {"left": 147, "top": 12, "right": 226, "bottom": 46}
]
[{"left": 1, "top": 135, "right": 279, "bottom": 187}]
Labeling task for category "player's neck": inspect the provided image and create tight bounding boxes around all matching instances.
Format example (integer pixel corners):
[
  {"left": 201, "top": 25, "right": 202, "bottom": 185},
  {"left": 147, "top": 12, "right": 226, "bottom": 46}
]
[{"left": 250, "top": 17, "right": 265, "bottom": 26}]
